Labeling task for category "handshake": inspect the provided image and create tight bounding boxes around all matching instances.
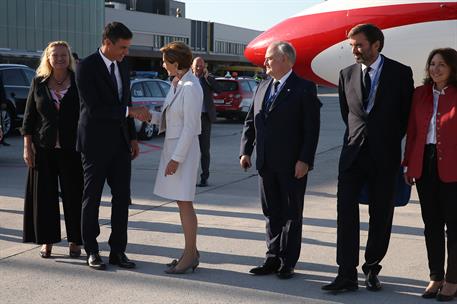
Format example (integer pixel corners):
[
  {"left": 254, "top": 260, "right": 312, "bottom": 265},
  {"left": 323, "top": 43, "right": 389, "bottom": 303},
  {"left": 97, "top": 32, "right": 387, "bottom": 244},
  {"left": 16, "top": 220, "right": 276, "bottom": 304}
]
[{"left": 128, "top": 106, "right": 152, "bottom": 122}]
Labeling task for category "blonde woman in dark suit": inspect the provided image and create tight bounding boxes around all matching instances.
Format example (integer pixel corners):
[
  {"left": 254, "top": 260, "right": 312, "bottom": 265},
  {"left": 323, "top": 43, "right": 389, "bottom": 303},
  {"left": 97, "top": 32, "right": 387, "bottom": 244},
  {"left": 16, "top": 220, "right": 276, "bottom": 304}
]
[{"left": 22, "top": 41, "right": 83, "bottom": 258}]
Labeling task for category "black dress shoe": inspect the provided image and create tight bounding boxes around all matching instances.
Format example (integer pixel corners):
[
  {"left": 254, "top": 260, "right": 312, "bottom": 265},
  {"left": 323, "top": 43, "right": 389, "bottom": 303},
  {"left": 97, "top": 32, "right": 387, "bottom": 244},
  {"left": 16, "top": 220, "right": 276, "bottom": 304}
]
[
  {"left": 87, "top": 253, "right": 106, "bottom": 270},
  {"left": 109, "top": 252, "right": 136, "bottom": 269},
  {"left": 249, "top": 258, "right": 281, "bottom": 275},
  {"left": 277, "top": 265, "right": 294, "bottom": 279},
  {"left": 365, "top": 271, "right": 382, "bottom": 291},
  {"left": 197, "top": 179, "right": 208, "bottom": 187},
  {"left": 321, "top": 276, "right": 358, "bottom": 292}
]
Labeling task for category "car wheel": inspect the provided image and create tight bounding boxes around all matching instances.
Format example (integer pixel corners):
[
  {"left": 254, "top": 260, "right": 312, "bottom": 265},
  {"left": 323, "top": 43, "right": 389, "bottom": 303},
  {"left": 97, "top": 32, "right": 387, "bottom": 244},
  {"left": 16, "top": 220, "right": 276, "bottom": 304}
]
[
  {"left": 0, "top": 109, "right": 12, "bottom": 136},
  {"left": 139, "top": 122, "right": 156, "bottom": 140}
]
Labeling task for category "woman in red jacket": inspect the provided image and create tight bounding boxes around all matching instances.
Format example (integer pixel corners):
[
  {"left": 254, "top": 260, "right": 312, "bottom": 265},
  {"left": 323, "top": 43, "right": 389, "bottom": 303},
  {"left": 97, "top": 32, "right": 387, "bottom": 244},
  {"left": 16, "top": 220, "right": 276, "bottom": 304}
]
[{"left": 403, "top": 48, "right": 457, "bottom": 301}]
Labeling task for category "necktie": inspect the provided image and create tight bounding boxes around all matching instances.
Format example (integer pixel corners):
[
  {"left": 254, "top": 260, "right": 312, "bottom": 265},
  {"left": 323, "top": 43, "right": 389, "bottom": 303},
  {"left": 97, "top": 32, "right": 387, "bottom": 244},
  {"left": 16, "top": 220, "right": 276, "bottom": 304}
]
[
  {"left": 110, "top": 62, "right": 119, "bottom": 99},
  {"left": 264, "top": 80, "right": 280, "bottom": 110},
  {"left": 362, "top": 67, "right": 371, "bottom": 110}
]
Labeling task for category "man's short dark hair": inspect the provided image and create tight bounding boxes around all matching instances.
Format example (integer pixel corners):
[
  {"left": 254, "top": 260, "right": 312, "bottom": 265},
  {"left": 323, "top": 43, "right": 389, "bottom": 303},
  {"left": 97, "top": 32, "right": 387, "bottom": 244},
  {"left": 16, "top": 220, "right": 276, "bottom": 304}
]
[
  {"left": 348, "top": 24, "right": 384, "bottom": 52},
  {"left": 102, "top": 22, "right": 133, "bottom": 44}
]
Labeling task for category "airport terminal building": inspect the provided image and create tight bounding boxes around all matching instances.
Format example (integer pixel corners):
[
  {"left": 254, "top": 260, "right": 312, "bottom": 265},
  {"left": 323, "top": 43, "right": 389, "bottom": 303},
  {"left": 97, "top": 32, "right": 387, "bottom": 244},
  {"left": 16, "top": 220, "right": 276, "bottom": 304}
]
[{"left": 0, "top": 0, "right": 262, "bottom": 75}]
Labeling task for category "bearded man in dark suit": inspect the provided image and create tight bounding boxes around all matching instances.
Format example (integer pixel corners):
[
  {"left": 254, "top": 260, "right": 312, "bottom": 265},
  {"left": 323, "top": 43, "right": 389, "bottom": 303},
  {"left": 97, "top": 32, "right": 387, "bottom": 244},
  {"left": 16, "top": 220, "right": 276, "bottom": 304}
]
[{"left": 322, "top": 23, "right": 414, "bottom": 292}]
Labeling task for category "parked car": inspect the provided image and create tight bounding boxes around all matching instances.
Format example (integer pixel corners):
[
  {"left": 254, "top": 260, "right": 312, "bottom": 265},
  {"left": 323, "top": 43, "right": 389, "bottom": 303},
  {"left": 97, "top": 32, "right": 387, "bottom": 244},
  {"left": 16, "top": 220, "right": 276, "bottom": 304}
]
[
  {"left": 130, "top": 78, "right": 170, "bottom": 139},
  {"left": 213, "top": 77, "right": 258, "bottom": 121},
  {"left": 131, "top": 71, "right": 159, "bottom": 79},
  {"left": 0, "top": 64, "right": 36, "bottom": 135}
]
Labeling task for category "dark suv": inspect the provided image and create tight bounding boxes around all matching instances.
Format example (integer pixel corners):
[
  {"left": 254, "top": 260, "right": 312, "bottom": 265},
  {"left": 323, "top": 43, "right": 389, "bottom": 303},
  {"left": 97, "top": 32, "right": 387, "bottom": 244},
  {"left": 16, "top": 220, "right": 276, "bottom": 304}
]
[
  {"left": 0, "top": 64, "right": 36, "bottom": 135},
  {"left": 213, "top": 77, "right": 258, "bottom": 121}
]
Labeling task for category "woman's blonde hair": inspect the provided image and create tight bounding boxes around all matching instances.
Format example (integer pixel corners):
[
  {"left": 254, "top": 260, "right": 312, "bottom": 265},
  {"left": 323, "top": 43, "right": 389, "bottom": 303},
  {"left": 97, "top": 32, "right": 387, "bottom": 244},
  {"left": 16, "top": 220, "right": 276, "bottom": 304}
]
[{"left": 36, "top": 41, "right": 76, "bottom": 78}]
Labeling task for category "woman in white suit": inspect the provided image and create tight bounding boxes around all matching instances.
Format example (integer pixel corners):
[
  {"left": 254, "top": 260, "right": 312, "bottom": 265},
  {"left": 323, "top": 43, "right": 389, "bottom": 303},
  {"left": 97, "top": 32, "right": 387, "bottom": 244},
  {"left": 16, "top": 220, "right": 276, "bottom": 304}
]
[{"left": 153, "top": 42, "right": 203, "bottom": 274}]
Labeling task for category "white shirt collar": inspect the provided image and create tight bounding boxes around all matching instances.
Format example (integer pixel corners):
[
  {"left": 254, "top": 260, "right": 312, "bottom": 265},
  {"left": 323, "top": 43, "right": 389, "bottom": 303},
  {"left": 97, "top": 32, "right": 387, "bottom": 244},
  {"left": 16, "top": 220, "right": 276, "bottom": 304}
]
[
  {"left": 98, "top": 48, "right": 116, "bottom": 70},
  {"left": 432, "top": 84, "right": 447, "bottom": 95},
  {"left": 362, "top": 54, "right": 382, "bottom": 72},
  {"left": 273, "top": 69, "right": 293, "bottom": 86}
]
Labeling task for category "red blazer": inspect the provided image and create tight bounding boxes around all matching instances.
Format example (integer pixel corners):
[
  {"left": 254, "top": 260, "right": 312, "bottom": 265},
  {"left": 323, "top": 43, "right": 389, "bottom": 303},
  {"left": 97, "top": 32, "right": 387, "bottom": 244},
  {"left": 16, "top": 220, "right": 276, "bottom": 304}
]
[{"left": 403, "top": 84, "right": 457, "bottom": 182}]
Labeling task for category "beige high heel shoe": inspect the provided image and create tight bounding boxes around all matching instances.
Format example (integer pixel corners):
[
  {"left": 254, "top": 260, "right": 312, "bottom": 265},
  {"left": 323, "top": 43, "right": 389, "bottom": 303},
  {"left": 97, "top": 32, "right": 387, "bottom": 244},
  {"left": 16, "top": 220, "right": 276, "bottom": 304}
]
[
  {"left": 166, "top": 250, "right": 200, "bottom": 268},
  {"left": 39, "top": 244, "right": 52, "bottom": 258},
  {"left": 164, "top": 257, "right": 199, "bottom": 274}
]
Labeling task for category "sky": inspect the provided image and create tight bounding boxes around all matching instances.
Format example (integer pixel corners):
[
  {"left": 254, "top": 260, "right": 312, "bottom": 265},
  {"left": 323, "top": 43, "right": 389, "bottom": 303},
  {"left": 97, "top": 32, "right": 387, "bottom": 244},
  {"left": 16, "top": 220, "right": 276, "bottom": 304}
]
[{"left": 180, "top": 0, "right": 324, "bottom": 31}]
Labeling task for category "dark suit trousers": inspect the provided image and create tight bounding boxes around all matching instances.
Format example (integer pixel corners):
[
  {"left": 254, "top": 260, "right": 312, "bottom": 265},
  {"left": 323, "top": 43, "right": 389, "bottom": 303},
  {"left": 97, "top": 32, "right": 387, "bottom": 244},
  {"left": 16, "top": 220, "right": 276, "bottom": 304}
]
[
  {"left": 23, "top": 147, "right": 83, "bottom": 245},
  {"left": 81, "top": 141, "right": 131, "bottom": 254},
  {"left": 416, "top": 145, "right": 457, "bottom": 283},
  {"left": 198, "top": 113, "right": 211, "bottom": 181},
  {"left": 259, "top": 166, "right": 307, "bottom": 268},
  {"left": 336, "top": 146, "right": 397, "bottom": 279}
]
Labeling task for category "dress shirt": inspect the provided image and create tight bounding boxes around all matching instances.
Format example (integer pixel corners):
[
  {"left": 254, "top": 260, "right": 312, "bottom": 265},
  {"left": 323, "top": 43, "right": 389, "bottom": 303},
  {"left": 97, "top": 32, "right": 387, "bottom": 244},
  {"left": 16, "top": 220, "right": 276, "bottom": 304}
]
[
  {"left": 361, "top": 54, "right": 383, "bottom": 113},
  {"left": 269, "top": 69, "right": 292, "bottom": 99},
  {"left": 426, "top": 85, "right": 447, "bottom": 144},
  {"left": 50, "top": 87, "right": 69, "bottom": 148},
  {"left": 98, "top": 49, "right": 128, "bottom": 117}
]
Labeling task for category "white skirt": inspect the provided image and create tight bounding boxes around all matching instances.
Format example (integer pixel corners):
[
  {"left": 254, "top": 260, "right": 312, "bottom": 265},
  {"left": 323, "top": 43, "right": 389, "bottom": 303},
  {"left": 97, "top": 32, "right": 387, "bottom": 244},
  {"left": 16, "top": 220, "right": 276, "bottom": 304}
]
[{"left": 153, "top": 136, "right": 200, "bottom": 201}]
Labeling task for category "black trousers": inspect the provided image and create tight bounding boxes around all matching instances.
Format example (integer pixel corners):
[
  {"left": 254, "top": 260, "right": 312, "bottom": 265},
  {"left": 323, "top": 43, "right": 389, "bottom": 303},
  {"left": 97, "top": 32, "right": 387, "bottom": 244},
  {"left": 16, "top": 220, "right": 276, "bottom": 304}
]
[
  {"left": 81, "top": 143, "right": 131, "bottom": 255},
  {"left": 198, "top": 113, "right": 211, "bottom": 181},
  {"left": 258, "top": 166, "right": 308, "bottom": 268},
  {"left": 416, "top": 144, "right": 457, "bottom": 283},
  {"left": 23, "top": 147, "right": 83, "bottom": 245},
  {"left": 336, "top": 147, "right": 397, "bottom": 280}
]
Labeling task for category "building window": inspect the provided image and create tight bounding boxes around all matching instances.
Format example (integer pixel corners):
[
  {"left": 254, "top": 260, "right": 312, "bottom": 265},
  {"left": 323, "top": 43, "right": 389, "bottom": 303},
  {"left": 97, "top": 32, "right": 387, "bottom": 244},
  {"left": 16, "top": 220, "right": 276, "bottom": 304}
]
[
  {"left": 214, "top": 40, "right": 246, "bottom": 56},
  {"left": 152, "top": 34, "right": 189, "bottom": 49},
  {"left": 190, "top": 20, "right": 207, "bottom": 52}
]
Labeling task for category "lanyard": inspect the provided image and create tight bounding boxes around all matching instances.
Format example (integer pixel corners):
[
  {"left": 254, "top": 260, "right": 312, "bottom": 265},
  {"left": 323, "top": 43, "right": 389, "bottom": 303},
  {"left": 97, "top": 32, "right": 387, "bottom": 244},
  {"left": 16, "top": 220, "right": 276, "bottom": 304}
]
[{"left": 365, "top": 56, "right": 384, "bottom": 111}]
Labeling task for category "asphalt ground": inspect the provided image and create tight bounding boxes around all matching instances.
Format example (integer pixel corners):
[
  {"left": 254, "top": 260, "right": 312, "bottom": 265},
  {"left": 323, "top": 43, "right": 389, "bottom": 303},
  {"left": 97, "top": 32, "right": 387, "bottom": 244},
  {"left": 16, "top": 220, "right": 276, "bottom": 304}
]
[{"left": 0, "top": 91, "right": 429, "bottom": 304}]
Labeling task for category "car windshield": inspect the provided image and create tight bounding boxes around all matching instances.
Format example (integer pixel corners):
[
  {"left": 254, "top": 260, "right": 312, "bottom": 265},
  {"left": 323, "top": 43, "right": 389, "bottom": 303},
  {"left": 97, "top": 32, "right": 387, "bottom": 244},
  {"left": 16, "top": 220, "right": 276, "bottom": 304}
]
[
  {"left": 217, "top": 80, "right": 238, "bottom": 92},
  {"left": 2, "top": 69, "right": 27, "bottom": 86},
  {"left": 239, "top": 81, "right": 251, "bottom": 92}
]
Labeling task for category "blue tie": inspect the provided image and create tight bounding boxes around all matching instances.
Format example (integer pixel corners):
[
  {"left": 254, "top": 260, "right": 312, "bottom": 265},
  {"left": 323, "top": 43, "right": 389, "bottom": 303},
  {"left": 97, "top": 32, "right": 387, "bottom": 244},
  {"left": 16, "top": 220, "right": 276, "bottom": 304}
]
[{"left": 264, "top": 81, "right": 280, "bottom": 110}]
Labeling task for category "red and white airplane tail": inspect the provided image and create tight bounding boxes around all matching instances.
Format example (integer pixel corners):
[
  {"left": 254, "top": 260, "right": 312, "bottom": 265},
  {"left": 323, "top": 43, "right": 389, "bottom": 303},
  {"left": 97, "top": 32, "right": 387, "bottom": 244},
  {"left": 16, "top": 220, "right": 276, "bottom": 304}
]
[{"left": 244, "top": 0, "right": 457, "bottom": 86}]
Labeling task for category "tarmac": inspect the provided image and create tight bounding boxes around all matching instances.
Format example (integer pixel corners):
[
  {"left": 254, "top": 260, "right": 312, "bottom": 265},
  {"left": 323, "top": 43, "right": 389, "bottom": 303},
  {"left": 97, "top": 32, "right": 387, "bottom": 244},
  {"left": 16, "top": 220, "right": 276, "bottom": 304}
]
[{"left": 0, "top": 91, "right": 430, "bottom": 304}]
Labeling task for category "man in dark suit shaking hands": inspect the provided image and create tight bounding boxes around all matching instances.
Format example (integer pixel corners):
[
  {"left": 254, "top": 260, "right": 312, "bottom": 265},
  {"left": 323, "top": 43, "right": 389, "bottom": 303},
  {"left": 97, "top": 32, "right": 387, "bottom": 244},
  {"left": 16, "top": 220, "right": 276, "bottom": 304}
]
[
  {"left": 322, "top": 24, "right": 414, "bottom": 292},
  {"left": 76, "top": 22, "right": 151, "bottom": 270},
  {"left": 240, "top": 41, "right": 321, "bottom": 279}
]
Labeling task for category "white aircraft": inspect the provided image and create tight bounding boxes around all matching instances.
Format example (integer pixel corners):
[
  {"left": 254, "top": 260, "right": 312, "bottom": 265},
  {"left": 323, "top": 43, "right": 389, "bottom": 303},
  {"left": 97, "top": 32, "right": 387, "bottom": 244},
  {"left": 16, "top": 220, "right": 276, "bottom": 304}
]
[{"left": 244, "top": 0, "right": 457, "bottom": 86}]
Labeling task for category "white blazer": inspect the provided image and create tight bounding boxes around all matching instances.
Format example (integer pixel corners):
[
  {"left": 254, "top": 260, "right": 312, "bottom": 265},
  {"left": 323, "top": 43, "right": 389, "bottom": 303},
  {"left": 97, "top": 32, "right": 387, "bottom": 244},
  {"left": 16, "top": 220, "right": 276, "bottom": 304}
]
[{"left": 155, "top": 70, "right": 203, "bottom": 163}]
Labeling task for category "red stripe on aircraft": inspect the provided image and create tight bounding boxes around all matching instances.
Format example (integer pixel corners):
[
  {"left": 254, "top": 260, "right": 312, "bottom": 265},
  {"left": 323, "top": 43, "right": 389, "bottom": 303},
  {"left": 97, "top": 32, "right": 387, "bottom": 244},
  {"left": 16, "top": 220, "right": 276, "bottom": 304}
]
[{"left": 245, "top": 2, "right": 457, "bottom": 86}]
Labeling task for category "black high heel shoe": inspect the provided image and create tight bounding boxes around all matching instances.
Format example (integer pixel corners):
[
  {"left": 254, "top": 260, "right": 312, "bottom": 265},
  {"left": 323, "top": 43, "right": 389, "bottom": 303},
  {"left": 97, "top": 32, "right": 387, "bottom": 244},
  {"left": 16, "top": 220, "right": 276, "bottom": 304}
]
[
  {"left": 422, "top": 281, "right": 443, "bottom": 299},
  {"left": 421, "top": 290, "right": 439, "bottom": 299}
]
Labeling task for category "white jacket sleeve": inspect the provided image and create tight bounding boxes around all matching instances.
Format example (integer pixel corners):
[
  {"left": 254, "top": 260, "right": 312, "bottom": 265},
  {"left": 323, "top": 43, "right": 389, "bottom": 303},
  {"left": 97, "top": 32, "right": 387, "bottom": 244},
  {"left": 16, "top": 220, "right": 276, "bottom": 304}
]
[{"left": 171, "top": 82, "right": 203, "bottom": 162}]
